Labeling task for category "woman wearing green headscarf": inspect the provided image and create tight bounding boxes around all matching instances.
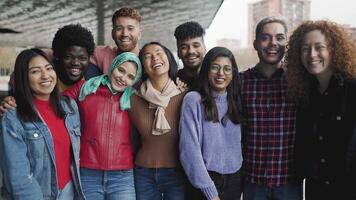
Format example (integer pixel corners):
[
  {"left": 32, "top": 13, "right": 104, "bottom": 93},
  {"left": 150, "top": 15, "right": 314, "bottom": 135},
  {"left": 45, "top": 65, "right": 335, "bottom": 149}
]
[{"left": 63, "top": 52, "right": 142, "bottom": 200}]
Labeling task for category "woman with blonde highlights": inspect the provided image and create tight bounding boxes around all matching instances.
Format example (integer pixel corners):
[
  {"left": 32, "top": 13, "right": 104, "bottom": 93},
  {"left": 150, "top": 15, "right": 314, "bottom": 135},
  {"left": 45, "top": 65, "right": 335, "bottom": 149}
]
[{"left": 286, "top": 20, "right": 356, "bottom": 199}]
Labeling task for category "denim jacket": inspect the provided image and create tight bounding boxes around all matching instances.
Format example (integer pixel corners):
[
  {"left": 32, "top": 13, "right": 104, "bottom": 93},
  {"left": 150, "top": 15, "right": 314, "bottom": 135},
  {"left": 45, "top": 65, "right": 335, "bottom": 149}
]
[{"left": 0, "top": 97, "right": 85, "bottom": 200}]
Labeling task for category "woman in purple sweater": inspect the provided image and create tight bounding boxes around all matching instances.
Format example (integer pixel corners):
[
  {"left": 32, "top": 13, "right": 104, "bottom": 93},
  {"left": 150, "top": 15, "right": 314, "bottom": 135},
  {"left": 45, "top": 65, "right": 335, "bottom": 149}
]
[{"left": 179, "top": 47, "right": 243, "bottom": 200}]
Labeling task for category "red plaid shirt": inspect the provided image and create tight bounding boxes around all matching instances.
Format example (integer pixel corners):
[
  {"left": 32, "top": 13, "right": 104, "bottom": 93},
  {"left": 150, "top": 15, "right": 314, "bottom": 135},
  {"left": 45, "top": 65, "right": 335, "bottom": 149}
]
[{"left": 240, "top": 67, "right": 297, "bottom": 187}]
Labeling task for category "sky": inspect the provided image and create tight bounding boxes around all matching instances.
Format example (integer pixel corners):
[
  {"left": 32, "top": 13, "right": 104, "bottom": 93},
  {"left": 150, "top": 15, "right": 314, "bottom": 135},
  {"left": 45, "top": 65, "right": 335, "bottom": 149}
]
[{"left": 205, "top": 0, "right": 356, "bottom": 48}]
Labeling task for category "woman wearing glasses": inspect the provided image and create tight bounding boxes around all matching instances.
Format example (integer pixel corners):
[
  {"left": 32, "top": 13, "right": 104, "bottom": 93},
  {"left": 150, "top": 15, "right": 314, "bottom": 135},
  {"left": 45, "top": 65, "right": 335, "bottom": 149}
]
[{"left": 179, "top": 47, "right": 243, "bottom": 200}]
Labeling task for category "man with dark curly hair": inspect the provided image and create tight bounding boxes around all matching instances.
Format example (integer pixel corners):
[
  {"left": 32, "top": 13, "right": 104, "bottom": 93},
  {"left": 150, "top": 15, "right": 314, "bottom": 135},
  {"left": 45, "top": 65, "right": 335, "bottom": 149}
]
[
  {"left": 174, "top": 21, "right": 206, "bottom": 89},
  {"left": 51, "top": 24, "right": 95, "bottom": 90},
  {"left": 87, "top": 7, "right": 142, "bottom": 78},
  {"left": 0, "top": 24, "right": 95, "bottom": 112}
]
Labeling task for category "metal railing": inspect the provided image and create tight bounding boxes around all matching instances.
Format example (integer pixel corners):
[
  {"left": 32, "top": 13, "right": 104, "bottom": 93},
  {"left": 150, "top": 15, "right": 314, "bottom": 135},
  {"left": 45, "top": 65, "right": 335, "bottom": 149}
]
[{"left": 0, "top": 66, "right": 12, "bottom": 76}]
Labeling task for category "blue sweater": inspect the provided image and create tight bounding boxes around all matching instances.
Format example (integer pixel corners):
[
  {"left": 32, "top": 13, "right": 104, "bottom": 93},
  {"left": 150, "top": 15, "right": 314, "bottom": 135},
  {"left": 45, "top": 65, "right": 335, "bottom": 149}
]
[{"left": 179, "top": 91, "right": 243, "bottom": 200}]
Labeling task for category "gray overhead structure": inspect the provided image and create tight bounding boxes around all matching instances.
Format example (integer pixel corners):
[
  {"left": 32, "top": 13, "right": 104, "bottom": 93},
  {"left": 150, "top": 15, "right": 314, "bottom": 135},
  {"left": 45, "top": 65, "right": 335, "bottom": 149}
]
[{"left": 0, "top": 0, "right": 223, "bottom": 51}]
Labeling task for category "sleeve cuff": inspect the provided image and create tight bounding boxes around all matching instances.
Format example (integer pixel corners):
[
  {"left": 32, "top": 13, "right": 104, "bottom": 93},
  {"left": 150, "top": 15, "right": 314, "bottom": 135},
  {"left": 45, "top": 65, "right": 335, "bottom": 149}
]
[{"left": 201, "top": 185, "right": 218, "bottom": 200}]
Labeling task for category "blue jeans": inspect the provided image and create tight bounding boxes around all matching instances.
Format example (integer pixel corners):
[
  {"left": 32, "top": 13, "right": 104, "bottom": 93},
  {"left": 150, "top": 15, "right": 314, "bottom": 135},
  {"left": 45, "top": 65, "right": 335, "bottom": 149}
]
[
  {"left": 243, "top": 181, "right": 303, "bottom": 200},
  {"left": 134, "top": 166, "right": 186, "bottom": 200},
  {"left": 80, "top": 168, "right": 135, "bottom": 200},
  {"left": 58, "top": 181, "right": 74, "bottom": 200}
]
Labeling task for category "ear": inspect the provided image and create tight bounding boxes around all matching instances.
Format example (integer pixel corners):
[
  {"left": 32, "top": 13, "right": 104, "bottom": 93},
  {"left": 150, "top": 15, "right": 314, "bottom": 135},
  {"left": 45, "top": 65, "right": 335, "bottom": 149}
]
[
  {"left": 138, "top": 26, "right": 142, "bottom": 40},
  {"left": 202, "top": 43, "right": 207, "bottom": 55},
  {"left": 177, "top": 48, "right": 182, "bottom": 59},
  {"left": 253, "top": 40, "right": 258, "bottom": 51},
  {"left": 111, "top": 28, "right": 115, "bottom": 41},
  {"left": 176, "top": 42, "right": 183, "bottom": 59},
  {"left": 201, "top": 37, "right": 207, "bottom": 55}
]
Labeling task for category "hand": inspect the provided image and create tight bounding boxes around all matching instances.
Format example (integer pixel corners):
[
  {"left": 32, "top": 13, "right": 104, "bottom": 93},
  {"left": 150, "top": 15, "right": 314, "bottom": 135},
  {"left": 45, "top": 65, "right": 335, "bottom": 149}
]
[
  {"left": 176, "top": 77, "right": 188, "bottom": 92},
  {"left": 0, "top": 96, "right": 17, "bottom": 117},
  {"left": 213, "top": 196, "right": 221, "bottom": 200}
]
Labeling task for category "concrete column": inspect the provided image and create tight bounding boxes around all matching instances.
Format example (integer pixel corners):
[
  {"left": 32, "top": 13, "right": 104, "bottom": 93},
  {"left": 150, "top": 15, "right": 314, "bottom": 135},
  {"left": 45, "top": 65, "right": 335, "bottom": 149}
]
[{"left": 96, "top": 0, "right": 105, "bottom": 45}]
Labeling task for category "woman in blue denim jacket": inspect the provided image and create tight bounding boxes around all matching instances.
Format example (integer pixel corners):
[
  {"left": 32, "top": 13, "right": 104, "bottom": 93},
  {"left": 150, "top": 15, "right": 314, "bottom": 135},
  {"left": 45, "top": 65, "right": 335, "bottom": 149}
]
[{"left": 0, "top": 48, "right": 85, "bottom": 200}]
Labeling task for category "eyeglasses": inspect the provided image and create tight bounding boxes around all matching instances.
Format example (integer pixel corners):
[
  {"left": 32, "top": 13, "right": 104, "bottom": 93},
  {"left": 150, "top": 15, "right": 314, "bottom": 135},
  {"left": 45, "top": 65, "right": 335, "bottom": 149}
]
[{"left": 209, "top": 64, "right": 233, "bottom": 75}]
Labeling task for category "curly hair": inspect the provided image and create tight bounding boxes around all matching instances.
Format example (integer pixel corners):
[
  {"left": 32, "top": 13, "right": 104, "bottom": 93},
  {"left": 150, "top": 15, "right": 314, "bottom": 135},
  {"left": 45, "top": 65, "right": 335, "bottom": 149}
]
[
  {"left": 286, "top": 20, "right": 356, "bottom": 106},
  {"left": 112, "top": 7, "right": 142, "bottom": 27},
  {"left": 52, "top": 24, "right": 95, "bottom": 59},
  {"left": 174, "top": 21, "right": 205, "bottom": 44}
]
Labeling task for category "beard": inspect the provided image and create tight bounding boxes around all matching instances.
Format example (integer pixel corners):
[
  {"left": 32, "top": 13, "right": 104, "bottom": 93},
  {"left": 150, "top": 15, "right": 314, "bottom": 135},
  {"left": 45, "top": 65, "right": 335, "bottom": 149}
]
[
  {"left": 183, "top": 61, "right": 201, "bottom": 71},
  {"left": 182, "top": 54, "right": 203, "bottom": 72},
  {"left": 116, "top": 36, "right": 138, "bottom": 52}
]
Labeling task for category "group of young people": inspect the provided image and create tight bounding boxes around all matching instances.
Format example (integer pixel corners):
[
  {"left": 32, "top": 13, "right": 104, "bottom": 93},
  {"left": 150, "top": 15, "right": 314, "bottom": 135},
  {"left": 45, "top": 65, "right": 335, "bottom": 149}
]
[{"left": 0, "top": 6, "right": 355, "bottom": 200}]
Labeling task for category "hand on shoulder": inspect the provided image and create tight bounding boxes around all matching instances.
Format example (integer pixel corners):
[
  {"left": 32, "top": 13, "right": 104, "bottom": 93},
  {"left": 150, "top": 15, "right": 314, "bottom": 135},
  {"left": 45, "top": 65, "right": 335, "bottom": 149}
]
[{"left": 0, "top": 96, "right": 17, "bottom": 117}]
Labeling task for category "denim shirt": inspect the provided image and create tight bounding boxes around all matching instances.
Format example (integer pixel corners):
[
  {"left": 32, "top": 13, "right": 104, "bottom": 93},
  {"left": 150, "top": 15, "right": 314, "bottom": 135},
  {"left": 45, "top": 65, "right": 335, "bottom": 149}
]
[{"left": 0, "top": 97, "right": 85, "bottom": 200}]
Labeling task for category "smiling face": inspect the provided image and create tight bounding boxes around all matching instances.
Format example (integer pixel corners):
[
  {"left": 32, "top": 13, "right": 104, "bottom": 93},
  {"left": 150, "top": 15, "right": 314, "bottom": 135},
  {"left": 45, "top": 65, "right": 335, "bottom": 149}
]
[
  {"left": 28, "top": 55, "right": 57, "bottom": 100},
  {"left": 60, "top": 45, "right": 89, "bottom": 84},
  {"left": 112, "top": 17, "right": 141, "bottom": 52},
  {"left": 141, "top": 44, "right": 170, "bottom": 80},
  {"left": 177, "top": 37, "right": 206, "bottom": 71},
  {"left": 301, "top": 30, "right": 333, "bottom": 78},
  {"left": 110, "top": 61, "right": 137, "bottom": 92},
  {"left": 208, "top": 56, "right": 233, "bottom": 94},
  {"left": 254, "top": 22, "right": 286, "bottom": 65}
]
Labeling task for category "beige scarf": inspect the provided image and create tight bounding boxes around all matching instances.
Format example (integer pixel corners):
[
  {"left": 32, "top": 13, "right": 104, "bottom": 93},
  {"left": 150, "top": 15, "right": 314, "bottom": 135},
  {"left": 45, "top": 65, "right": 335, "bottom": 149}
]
[{"left": 139, "top": 78, "right": 182, "bottom": 135}]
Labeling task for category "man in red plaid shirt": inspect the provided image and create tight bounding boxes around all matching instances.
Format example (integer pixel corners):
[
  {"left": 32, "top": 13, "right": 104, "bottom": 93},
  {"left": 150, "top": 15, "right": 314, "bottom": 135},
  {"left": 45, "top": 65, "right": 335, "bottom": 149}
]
[{"left": 240, "top": 16, "right": 302, "bottom": 200}]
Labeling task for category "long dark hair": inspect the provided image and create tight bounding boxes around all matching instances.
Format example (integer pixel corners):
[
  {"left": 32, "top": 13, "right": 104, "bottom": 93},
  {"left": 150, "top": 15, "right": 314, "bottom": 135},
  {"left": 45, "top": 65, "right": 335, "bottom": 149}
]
[
  {"left": 13, "top": 48, "right": 65, "bottom": 122},
  {"left": 197, "top": 47, "right": 242, "bottom": 125},
  {"left": 139, "top": 41, "right": 178, "bottom": 82}
]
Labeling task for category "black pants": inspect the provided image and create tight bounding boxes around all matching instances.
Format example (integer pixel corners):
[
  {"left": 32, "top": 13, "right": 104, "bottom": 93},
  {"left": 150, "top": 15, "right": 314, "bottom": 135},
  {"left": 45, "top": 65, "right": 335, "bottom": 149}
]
[
  {"left": 305, "top": 178, "right": 356, "bottom": 200},
  {"left": 186, "top": 170, "right": 242, "bottom": 200}
]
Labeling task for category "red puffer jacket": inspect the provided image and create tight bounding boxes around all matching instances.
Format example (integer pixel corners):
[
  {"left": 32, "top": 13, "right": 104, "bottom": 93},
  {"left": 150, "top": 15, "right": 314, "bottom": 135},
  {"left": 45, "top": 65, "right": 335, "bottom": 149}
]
[{"left": 63, "top": 80, "right": 133, "bottom": 170}]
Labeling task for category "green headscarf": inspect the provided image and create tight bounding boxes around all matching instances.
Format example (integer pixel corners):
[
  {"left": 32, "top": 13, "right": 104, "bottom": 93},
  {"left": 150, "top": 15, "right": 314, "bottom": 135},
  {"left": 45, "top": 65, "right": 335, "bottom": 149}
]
[{"left": 78, "top": 52, "right": 142, "bottom": 110}]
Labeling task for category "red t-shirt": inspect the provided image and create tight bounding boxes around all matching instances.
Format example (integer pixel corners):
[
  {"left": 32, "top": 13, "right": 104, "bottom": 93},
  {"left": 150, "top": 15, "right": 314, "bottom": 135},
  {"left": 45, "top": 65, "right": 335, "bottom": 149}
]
[{"left": 34, "top": 99, "right": 71, "bottom": 189}]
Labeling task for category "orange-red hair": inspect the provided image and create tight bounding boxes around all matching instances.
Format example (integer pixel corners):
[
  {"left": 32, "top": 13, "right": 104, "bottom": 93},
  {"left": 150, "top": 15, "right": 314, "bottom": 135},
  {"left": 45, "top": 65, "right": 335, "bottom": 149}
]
[{"left": 286, "top": 20, "right": 356, "bottom": 105}]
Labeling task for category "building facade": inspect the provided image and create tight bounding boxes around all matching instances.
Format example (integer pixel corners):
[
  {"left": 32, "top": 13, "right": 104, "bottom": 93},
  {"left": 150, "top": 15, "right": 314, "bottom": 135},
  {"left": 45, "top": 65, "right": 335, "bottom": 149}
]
[
  {"left": 342, "top": 24, "right": 356, "bottom": 41},
  {"left": 248, "top": 0, "right": 310, "bottom": 47}
]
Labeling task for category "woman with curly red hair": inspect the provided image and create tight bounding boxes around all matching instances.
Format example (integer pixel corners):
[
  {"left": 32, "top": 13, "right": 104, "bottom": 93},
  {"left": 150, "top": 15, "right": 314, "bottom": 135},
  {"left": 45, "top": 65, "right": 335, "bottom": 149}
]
[{"left": 286, "top": 20, "right": 356, "bottom": 199}]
